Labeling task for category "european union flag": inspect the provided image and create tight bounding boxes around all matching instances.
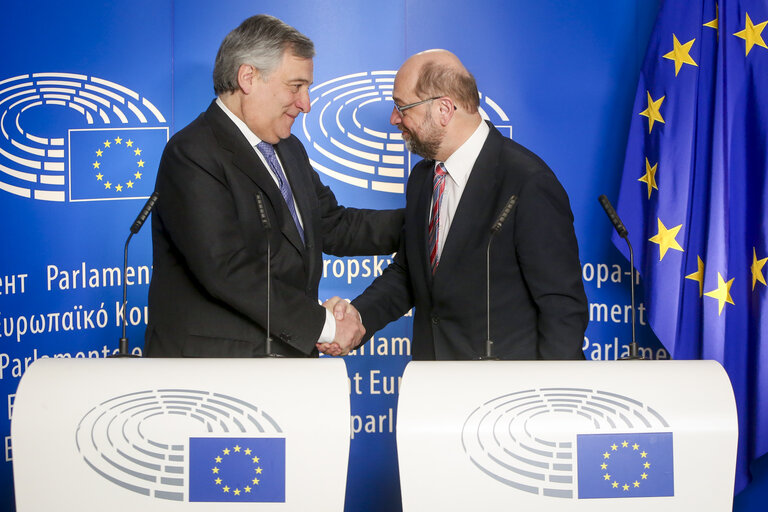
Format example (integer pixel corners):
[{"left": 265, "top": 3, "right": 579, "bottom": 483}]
[
  {"left": 613, "top": 0, "right": 768, "bottom": 492},
  {"left": 577, "top": 432, "right": 674, "bottom": 499},
  {"left": 68, "top": 127, "right": 167, "bottom": 202},
  {"left": 188, "top": 437, "right": 286, "bottom": 503}
]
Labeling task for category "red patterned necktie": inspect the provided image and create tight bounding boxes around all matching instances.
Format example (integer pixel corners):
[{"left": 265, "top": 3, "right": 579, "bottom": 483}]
[{"left": 428, "top": 163, "right": 448, "bottom": 273}]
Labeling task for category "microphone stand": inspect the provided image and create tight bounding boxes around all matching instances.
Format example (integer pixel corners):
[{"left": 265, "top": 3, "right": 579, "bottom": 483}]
[
  {"left": 112, "top": 192, "right": 159, "bottom": 358},
  {"left": 255, "top": 192, "right": 283, "bottom": 358},
  {"left": 598, "top": 195, "right": 642, "bottom": 360},
  {"left": 479, "top": 195, "right": 517, "bottom": 360}
]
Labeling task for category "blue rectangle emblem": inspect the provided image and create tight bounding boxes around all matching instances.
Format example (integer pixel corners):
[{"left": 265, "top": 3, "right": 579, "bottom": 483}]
[
  {"left": 188, "top": 437, "right": 286, "bottom": 502},
  {"left": 68, "top": 127, "right": 166, "bottom": 201},
  {"left": 577, "top": 432, "right": 674, "bottom": 499}
]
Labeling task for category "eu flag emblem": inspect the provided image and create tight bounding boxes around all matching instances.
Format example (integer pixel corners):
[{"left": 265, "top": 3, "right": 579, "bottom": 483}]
[
  {"left": 188, "top": 437, "right": 286, "bottom": 502},
  {"left": 68, "top": 127, "right": 167, "bottom": 201},
  {"left": 577, "top": 432, "right": 674, "bottom": 498}
]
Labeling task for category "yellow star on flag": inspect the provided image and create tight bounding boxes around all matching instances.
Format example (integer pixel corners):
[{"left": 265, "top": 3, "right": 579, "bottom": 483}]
[
  {"left": 115, "top": 184, "right": 123, "bottom": 192},
  {"left": 638, "top": 158, "right": 658, "bottom": 199},
  {"left": 685, "top": 255, "right": 705, "bottom": 296},
  {"left": 126, "top": 139, "right": 133, "bottom": 147},
  {"left": 134, "top": 147, "right": 142, "bottom": 156},
  {"left": 649, "top": 218, "right": 684, "bottom": 260},
  {"left": 138, "top": 159, "right": 145, "bottom": 168},
  {"left": 93, "top": 161, "right": 100, "bottom": 169},
  {"left": 704, "top": 3, "right": 719, "bottom": 31},
  {"left": 114, "top": 136, "right": 122, "bottom": 144},
  {"left": 663, "top": 34, "right": 698, "bottom": 75},
  {"left": 103, "top": 140, "right": 111, "bottom": 148},
  {"left": 704, "top": 272, "right": 735, "bottom": 314},
  {"left": 104, "top": 181, "right": 112, "bottom": 189},
  {"left": 751, "top": 247, "right": 767, "bottom": 290},
  {"left": 639, "top": 92, "right": 665, "bottom": 133},
  {"left": 127, "top": 180, "right": 134, "bottom": 188},
  {"left": 96, "top": 149, "right": 103, "bottom": 157},
  {"left": 134, "top": 171, "right": 143, "bottom": 180},
  {"left": 96, "top": 172, "right": 103, "bottom": 181},
  {"left": 734, "top": 13, "right": 768, "bottom": 56}
]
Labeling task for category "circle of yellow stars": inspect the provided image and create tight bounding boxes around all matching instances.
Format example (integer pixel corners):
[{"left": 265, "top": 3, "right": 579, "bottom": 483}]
[
  {"left": 599, "top": 440, "right": 653, "bottom": 492},
  {"left": 634, "top": 6, "right": 768, "bottom": 317},
  {"left": 93, "top": 136, "right": 145, "bottom": 193},
  {"left": 210, "top": 444, "right": 264, "bottom": 497}
]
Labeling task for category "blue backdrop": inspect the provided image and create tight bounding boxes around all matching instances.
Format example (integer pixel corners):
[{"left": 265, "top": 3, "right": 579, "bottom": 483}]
[{"left": 1, "top": 1, "right": 764, "bottom": 510}]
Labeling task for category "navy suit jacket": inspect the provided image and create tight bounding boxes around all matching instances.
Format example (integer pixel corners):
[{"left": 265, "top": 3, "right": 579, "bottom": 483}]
[
  {"left": 145, "top": 100, "right": 403, "bottom": 357},
  {"left": 353, "top": 123, "right": 588, "bottom": 360}
]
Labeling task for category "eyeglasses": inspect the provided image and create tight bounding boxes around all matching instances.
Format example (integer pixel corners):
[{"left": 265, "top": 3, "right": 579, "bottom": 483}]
[{"left": 393, "top": 96, "right": 442, "bottom": 115}]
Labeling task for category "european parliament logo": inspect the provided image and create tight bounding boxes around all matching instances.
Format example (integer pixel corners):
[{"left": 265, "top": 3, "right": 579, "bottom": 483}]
[
  {"left": 461, "top": 387, "right": 675, "bottom": 499},
  {"left": 0, "top": 72, "right": 167, "bottom": 202},
  {"left": 75, "top": 389, "right": 284, "bottom": 502},
  {"left": 188, "top": 437, "right": 286, "bottom": 502},
  {"left": 300, "top": 70, "right": 512, "bottom": 195},
  {"left": 577, "top": 432, "right": 674, "bottom": 498}
]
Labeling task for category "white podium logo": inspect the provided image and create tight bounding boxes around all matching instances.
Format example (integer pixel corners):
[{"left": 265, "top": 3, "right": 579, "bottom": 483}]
[
  {"left": 75, "top": 389, "right": 284, "bottom": 502},
  {"left": 301, "top": 70, "right": 512, "bottom": 195},
  {"left": 461, "top": 387, "right": 674, "bottom": 499}
]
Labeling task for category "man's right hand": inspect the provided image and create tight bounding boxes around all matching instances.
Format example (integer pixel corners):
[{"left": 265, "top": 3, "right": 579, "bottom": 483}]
[{"left": 316, "top": 297, "right": 365, "bottom": 356}]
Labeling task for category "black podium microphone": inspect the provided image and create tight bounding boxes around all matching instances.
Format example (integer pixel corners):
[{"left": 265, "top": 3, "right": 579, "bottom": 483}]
[
  {"left": 113, "top": 191, "right": 158, "bottom": 358},
  {"left": 480, "top": 195, "right": 517, "bottom": 360},
  {"left": 255, "top": 192, "right": 282, "bottom": 358},
  {"left": 598, "top": 195, "right": 642, "bottom": 360}
]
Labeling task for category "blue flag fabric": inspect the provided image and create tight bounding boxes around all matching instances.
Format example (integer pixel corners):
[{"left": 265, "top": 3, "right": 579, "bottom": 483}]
[
  {"left": 188, "top": 437, "right": 286, "bottom": 502},
  {"left": 614, "top": 0, "right": 768, "bottom": 493},
  {"left": 577, "top": 432, "right": 674, "bottom": 499}
]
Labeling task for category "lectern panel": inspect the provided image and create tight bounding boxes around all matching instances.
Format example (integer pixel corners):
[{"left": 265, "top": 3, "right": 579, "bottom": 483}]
[
  {"left": 12, "top": 358, "right": 350, "bottom": 511},
  {"left": 397, "top": 360, "right": 737, "bottom": 511}
]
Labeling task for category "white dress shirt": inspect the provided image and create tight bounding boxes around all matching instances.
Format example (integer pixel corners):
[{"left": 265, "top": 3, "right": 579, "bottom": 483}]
[{"left": 432, "top": 120, "right": 490, "bottom": 260}]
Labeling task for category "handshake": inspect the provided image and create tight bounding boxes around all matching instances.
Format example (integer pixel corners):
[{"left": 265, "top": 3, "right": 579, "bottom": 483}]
[{"left": 316, "top": 297, "right": 366, "bottom": 356}]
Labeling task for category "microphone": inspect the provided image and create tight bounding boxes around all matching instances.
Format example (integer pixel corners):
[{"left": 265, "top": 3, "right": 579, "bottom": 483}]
[
  {"left": 481, "top": 195, "right": 517, "bottom": 360},
  {"left": 598, "top": 194, "right": 628, "bottom": 238},
  {"left": 255, "top": 192, "right": 281, "bottom": 358},
  {"left": 598, "top": 195, "right": 642, "bottom": 360},
  {"left": 113, "top": 192, "right": 159, "bottom": 358},
  {"left": 130, "top": 191, "right": 159, "bottom": 234}
]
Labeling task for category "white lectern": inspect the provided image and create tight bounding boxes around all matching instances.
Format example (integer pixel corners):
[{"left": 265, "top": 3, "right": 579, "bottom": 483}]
[
  {"left": 12, "top": 358, "right": 350, "bottom": 511},
  {"left": 397, "top": 360, "right": 737, "bottom": 511}
]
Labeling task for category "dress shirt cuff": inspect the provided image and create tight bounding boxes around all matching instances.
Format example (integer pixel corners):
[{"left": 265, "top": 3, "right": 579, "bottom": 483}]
[{"left": 318, "top": 308, "right": 336, "bottom": 344}]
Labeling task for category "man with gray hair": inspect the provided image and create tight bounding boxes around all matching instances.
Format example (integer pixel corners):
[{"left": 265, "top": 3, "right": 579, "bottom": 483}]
[{"left": 145, "top": 15, "right": 402, "bottom": 358}]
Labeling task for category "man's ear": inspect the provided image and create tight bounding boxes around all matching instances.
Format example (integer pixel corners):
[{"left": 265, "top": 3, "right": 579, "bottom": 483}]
[
  {"left": 438, "top": 97, "right": 456, "bottom": 126},
  {"left": 237, "top": 64, "right": 258, "bottom": 94}
]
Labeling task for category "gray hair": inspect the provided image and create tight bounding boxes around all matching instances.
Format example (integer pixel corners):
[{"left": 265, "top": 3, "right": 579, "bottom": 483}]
[
  {"left": 414, "top": 61, "right": 480, "bottom": 113},
  {"left": 213, "top": 14, "right": 315, "bottom": 95}
]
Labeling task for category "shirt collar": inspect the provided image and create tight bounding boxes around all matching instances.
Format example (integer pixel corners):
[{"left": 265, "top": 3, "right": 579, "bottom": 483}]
[
  {"left": 216, "top": 97, "right": 264, "bottom": 148},
  {"left": 439, "top": 120, "right": 490, "bottom": 187}
]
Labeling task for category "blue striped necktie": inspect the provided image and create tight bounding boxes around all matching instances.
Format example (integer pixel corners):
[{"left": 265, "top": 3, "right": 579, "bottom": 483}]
[{"left": 256, "top": 141, "right": 304, "bottom": 244}]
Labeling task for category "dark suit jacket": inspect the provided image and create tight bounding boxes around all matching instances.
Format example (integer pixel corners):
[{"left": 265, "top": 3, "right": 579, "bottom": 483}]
[
  {"left": 145, "top": 100, "right": 403, "bottom": 357},
  {"left": 353, "top": 123, "right": 588, "bottom": 360}
]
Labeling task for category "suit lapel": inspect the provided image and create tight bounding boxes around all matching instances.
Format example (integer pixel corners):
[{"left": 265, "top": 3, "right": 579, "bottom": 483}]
[
  {"left": 413, "top": 163, "right": 435, "bottom": 282},
  {"left": 433, "top": 126, "right": 503, "bottom": 278},
  {"left": 205, "top": 102, "right": 305, "bottom": 255}
]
